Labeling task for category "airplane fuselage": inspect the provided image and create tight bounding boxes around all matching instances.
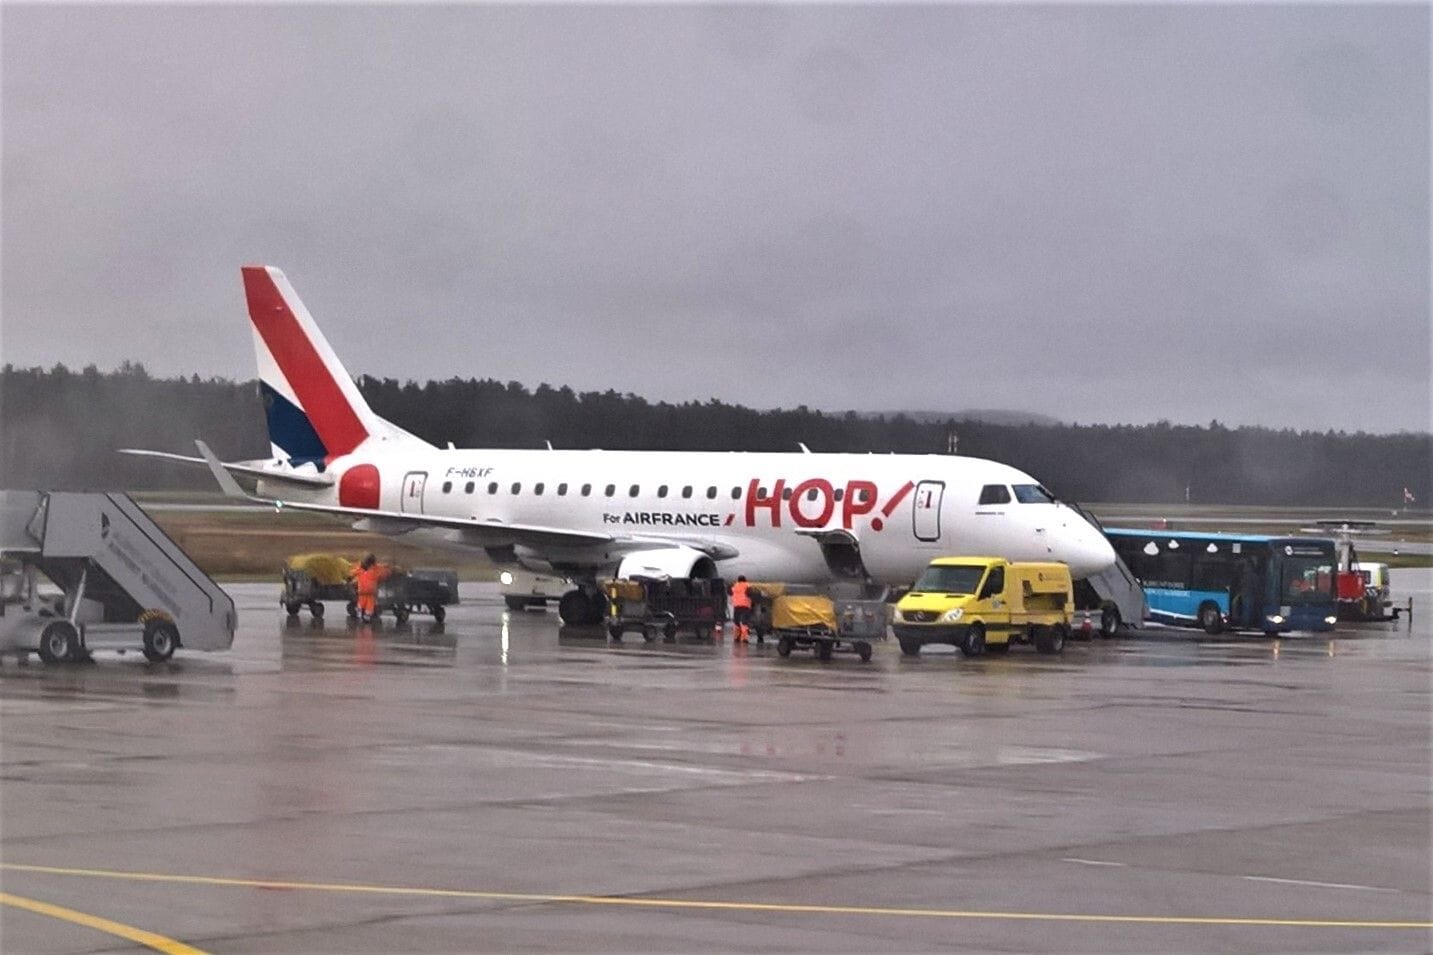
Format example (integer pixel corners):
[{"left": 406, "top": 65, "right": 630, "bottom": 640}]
[{"left": 262, "top": 448, "right": 1115, "bottom": 585}]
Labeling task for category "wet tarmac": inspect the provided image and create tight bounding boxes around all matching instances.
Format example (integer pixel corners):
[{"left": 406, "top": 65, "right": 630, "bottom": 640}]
[{"left": 1, "top": 572, "right": 1430, "bottom": 953}]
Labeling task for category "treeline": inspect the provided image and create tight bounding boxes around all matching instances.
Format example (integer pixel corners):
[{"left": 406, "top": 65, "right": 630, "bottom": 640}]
[{"left": 2, "top": 363, "right": 1428, "bottom": 508}]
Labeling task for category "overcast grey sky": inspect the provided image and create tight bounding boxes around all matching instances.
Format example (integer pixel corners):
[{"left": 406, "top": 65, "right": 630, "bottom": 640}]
[{"left": 2, "top": 3, "right": 1428, "bottom": 432}]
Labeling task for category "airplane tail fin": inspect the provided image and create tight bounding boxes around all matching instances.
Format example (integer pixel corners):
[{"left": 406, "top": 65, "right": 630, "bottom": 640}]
[{"left": 243, "top": 266, "right": 429, "bottom": 464}]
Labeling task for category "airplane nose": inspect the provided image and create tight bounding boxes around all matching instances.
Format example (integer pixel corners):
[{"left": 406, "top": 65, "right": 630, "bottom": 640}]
[{"left": 1066, "top": 523, "right": 1117, "bottom": 578}]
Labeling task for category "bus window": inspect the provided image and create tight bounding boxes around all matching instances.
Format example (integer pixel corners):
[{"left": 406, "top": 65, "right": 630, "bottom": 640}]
[
  {"left": 1191, "top": 553, "right": 1232, "bottom": 592},
  {"left": 1147, "top": 551, "right": 1191, "bottom": 590},
  {"left": 978, "top": 485, "right": 1011, "bottom": 505}
]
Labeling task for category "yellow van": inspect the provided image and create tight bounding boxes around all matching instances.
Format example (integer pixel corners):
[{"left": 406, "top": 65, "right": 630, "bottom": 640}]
[{"left": 893, "top": 557, "right": 1073, "bottom": 657}]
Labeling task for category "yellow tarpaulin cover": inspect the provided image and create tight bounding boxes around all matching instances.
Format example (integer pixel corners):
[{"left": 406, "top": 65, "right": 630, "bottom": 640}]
[
  {"left": 285, "top": 553, "right": 356, "bottom": 586},
  {"left": 771, "top": 595, "right": 837, "bottom": 631}
]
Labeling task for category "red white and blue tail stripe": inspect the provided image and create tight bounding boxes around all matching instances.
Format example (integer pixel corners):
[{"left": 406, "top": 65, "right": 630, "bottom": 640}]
[{"left": 243, "top": 266, "right": 427, "bottom": 465}]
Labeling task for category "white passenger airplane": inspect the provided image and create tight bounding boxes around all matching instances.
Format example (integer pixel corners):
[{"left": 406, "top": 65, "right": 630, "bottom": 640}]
[{"left": 128, "top": 266, "right": 1115, "bottom": 624}]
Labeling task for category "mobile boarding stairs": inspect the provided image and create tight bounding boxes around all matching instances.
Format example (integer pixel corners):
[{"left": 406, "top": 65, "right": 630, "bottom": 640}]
[
  {"left": 0, "top": 491, "right": 235, "bottom": 663},
  {"left": 1066, "top": 503, "right": 1147, "bottom": 637}
]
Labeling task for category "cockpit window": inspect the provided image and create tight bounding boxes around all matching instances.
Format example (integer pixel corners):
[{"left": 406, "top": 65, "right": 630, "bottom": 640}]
[
  {"left": 912, "top": 565, "right": 986, "bottom": 595},
  {"left": 1012, "top": 484, "right": 1055, "bottom": 504},
  {"left": 978, "top": 484, "right": 1012, "bottom": 505}
]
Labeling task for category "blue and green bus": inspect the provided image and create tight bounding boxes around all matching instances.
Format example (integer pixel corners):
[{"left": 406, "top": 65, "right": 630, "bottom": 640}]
[{"left": 1104, "top": 530, "right": 1338, "bottom": 635}]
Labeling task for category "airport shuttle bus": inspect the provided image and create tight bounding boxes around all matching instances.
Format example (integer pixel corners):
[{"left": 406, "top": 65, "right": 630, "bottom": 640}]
[{"left": 1104, "top": 530, "right": 1338, "bottom": 636}]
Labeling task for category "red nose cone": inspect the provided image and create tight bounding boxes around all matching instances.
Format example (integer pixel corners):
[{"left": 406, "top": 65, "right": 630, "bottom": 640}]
[{"left": 339, "top": 464, "right": 380, "bottom": 509}]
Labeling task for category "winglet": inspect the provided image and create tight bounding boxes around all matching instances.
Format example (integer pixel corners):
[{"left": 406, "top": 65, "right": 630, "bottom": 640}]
[{"left": 195, "top": 440, "right": 249, "bottom": 500}]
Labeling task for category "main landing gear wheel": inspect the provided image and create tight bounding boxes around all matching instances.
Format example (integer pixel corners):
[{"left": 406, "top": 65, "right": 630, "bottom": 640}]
[
  {"left": 142, "top": 619, "right": 179, "bottom": 662},
  {"left": 38, "top": 620, "right": 80, "bottom": 664},
  {"left": 559, "top": 589, "right": 606, "bottom": 626},
  {"left": 959, "top": 624, "right": 986, "bottom": 657},
  {"left": 1198, "top": 602, "right": 1224, "bottom": 635}
]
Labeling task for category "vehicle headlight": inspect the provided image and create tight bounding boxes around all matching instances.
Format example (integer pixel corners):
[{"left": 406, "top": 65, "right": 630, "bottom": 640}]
[
  {"left": 942, "top": 608, "right": 964, "bottom": 622},
  {"left": 1324, "top": 615, "right": 1338, "bottom": 625},
  {"left": 499, "top": 571, "right": 514, "bottom": 586},
  {"left": 1267, "top": 614, "right": 1285, "bottom": 625}
]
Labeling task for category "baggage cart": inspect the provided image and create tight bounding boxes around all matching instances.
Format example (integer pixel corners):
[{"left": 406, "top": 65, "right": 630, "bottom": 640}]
[
  {"left": 282, "top": 555, "right": 459, "bottom": 624},
  {"left": 368, "top": 568, "right": 459, "bottom": 624},
  {"left": 605, "top": 576, "right": 726, "bottom": 642},
  {"left": 281, "top": 553, "right": 358, "bottom": 620},
  {"left": 401, "top": 569, "right": 459, "bottom": 623},
  {"left": 835, "top": 595, "right": 890, "bottom": 643},
  {"left": 771, "top": 594, "right": 876, "bottom": 663}
]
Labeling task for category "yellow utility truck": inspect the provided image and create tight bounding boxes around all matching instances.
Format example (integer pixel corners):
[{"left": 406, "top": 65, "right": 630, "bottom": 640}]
[{"left": 893, "top": 557, "right": 1073, "bottom": 657}]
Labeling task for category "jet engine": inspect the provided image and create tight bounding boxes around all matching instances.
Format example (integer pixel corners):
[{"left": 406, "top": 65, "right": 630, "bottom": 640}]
[{"left": 616, "top": 547, "right": 718, "bottom": 581}]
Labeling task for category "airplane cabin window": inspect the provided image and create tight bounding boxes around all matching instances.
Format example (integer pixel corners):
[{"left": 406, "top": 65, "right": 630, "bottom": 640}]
[
  {"left": 730, "top": 487, "right": 741, "bottom": 499},
  {"left": 487, "top": 482, "right": 498, "bottom": 494},
  {"left": 682, "top": 486, "right": 693, "bottom": 499},
  {"left": 806, "top": 488, "right": 818, "bottom": 501},
  {"left": 629, "top": 484, "right": 640, "bottom": 497},
  {"left": 557, "top": 483, "right": 568, "bottom": 496},
  {"left": 782, "top": 487, "right": 793, "bottom": 500},
  {"left": 511, "top": 482, "right": 521, "bottom": 495},
  {"left": 442, "top": 481, "right": 453, "bottom": 493},
  {"left": 464, "top": 481, "right": 475, "bottom": 494},
  {"left": 978, "top": 484, "right": 1012, "bottom": 505},
  {"left": 657, "top": 485, "right": 668, "bottom": 498},
  {"left": 706, "top": 487, "right": 717, "bottom": 499},
  {"left": 534, "top": 483, "right": 545, "bottom": 495},
  {"left": 581, "top": 484, "right": 592, "bottom": 496},
  {"left": 605, "top": 484, "right": 615, "bottom": 497},
  {"left": 834, "top": 488, "right": 844, "bottom": 501}
]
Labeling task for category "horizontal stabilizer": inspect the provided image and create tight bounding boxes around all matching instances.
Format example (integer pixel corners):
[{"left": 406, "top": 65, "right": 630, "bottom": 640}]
[{"left": 118, "top": 448, "right": 334, "bottom": 488}]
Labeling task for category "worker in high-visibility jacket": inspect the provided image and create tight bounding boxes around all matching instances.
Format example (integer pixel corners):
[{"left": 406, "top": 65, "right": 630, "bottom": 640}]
[
  {"left": 352, "top": 554, "right": 389, "bottom": 623},
  {"left": 729, "top": 575, "right": 753, "bottom": 643}
]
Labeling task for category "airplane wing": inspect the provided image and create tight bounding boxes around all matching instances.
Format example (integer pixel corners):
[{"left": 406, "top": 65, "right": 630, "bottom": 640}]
[
  {"left": 188, "top": 441, "right": 738, "bottom": 559},
  {"left": 119, "top": 448, "right": 334, "bottom": 489}
]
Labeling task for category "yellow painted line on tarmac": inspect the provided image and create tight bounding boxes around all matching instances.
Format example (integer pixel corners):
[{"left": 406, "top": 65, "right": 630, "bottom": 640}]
[
  {"left": 3, "top": 862, "right": 1430, "bottom": 931},
  {"left": 0, "top": 890, "right": 208, "bottom": 955}
]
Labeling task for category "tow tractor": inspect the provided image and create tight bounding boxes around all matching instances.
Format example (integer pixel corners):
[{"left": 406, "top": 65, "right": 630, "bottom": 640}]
[{"left": 1313, "top": 521, "right": 1406, "bottom": 623}]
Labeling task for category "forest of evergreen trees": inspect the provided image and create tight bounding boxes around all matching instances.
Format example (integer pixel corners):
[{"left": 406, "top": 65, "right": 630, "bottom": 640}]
[{"left": 1, "top": 363, "right": 1428, "bottom": 508}]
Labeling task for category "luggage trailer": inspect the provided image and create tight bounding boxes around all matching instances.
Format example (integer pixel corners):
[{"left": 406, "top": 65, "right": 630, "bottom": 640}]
[{"left": 0, "top": 491, "right": 235, "bottom": 663}]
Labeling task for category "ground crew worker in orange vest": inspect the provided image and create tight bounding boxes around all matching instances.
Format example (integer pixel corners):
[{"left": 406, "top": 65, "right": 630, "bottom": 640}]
[
  {"left": 352, "top": 554, "right": 389, "bottom": 623},
  {"left": 729, "top": 575, "right": 753, "bottom": 643}
]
